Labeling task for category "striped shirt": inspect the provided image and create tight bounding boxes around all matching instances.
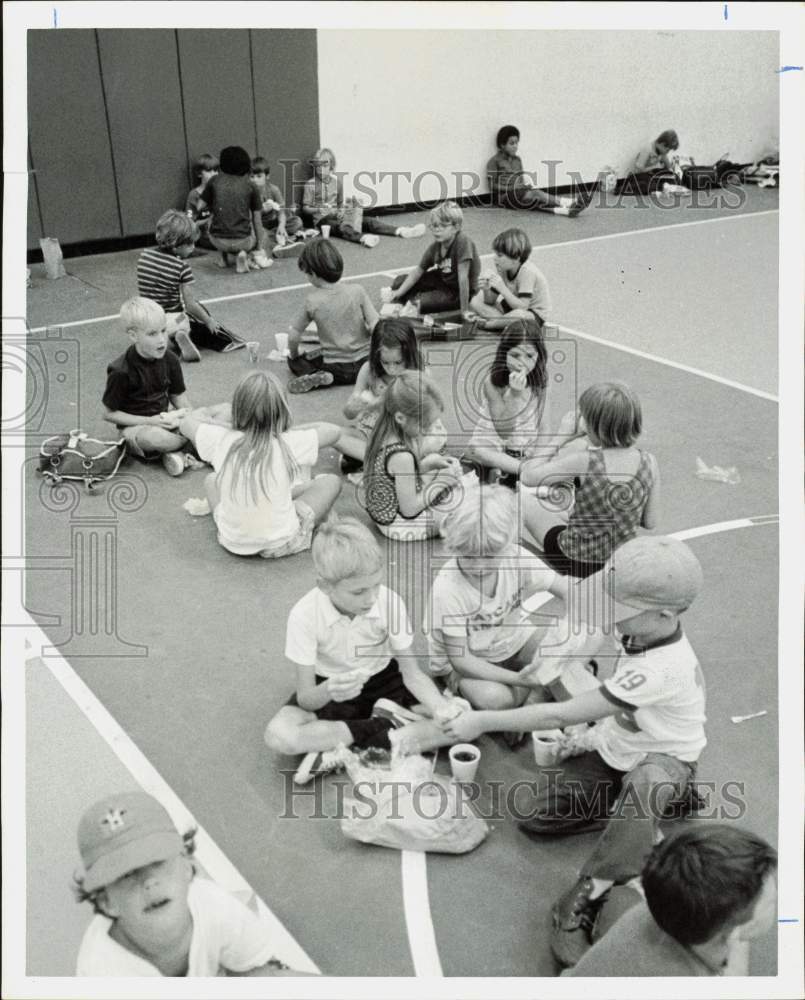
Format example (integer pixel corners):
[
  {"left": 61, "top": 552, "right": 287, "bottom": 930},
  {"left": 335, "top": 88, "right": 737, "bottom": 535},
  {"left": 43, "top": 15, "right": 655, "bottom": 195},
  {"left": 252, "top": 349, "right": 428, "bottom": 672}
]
[{"left": 137, "top": 247, "right": 193, "bottom": 313}]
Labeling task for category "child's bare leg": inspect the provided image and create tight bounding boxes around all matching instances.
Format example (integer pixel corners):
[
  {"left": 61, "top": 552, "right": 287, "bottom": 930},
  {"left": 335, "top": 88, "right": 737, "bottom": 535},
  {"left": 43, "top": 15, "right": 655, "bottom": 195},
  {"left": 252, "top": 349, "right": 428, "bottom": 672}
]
[
  {"left": 335, "top": 432, "right": 367, "bottom": 462},
  {"left": 126, "top": 426, "right": 186, "bottom": 455},
  {"left": 264, "top": 706, "right": 352, "bottom": 754},
  {"left": 217, "top": 252, "right": 231, "bottom": 269},
  {"left": 191, "top": 402, "right": 232, "bottom": 426},
  {"left": 458, "top": 678, "right": 521, "bottom": 710},
  {"left": 295, "top": 473, "right": 342, "bottom": 524},
  {"left": 518, "top": 489, "right": 569, "bottom": 546},
  {"left": 204, "top": 472, "right": 220, "bottom": 512}
]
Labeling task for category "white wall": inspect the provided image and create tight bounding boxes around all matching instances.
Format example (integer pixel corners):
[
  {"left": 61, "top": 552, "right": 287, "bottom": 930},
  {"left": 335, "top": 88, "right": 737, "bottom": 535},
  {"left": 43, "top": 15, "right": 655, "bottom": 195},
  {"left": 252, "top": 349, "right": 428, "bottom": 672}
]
[{"left": 317, "top": 30, "right": 779, "bottom": 206}]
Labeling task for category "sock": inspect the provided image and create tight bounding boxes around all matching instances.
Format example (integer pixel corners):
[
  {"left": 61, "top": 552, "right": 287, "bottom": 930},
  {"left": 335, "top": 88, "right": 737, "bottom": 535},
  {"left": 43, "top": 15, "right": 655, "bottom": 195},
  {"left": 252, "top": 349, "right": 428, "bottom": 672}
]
[
  {"left": 587, "top": 877, "right": 615, "bottom": 900},
  {"left": 553, "top": 206, "right": 571, "bottom": 216},
  {"left": 559, "top": 196, "right": 574, "bottom": 208},
  {"left": 347, "top": 717, "right": 394, "bottom": 750}
]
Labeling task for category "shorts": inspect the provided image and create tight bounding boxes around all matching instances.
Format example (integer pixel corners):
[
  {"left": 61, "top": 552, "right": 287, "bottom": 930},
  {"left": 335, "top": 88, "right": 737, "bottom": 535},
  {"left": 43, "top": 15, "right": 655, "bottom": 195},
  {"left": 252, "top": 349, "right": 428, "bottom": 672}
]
[
  {"left": 209, "top": 233, "right": 256, "bottom": 254},
  {"left": 258, "top": 500, "right": 315, "bottom": 559},
  {"left": 541, "top": 524, "right": 605, "bottom": 579},
  {"left": 286, "top": 659, "right": 416, "bottom": 720}
]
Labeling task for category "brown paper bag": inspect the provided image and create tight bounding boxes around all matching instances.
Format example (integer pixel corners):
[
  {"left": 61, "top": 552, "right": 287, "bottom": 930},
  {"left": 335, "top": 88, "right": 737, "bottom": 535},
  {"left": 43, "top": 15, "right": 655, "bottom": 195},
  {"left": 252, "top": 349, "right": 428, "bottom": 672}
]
[{"left": 40, "top": 237, "right": 67, "bottom": 280}]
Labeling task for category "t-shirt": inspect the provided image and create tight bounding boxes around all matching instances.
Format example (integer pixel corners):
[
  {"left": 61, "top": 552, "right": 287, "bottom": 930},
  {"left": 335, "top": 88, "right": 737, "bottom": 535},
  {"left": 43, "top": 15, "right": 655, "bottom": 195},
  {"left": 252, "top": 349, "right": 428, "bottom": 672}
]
[
  {"left": 296, "top": 284, "right": 377, "bottom": 365},
  {"left": 302, "top": 175, "right": 340, "bottom": 223},
  {"left": 497, "top": 260, "right": 552, "bottom": 319},
  {"left": 185, "top": 187, "right": 210, "bottom": 221},
  {"left": 426, "top": 546, "right": 557, "bottom": 673},
  {"left": 200, "top": 174, "right": 262, "bottom": 239},
  {"left": 418, "top": 232, "right": 481, "bottom": 295},
  {"left": 195, "top": 423, "right": 318, "bottom": 555},
  {"left": 593, "top": 625, "right": 707, "bottom": 771},
  {"left": 102, "top": 345, "right": 186, "bottom": 418},
  {"left": 255, "top": 180, "right": 286, "bottom": 227},
  {"left": 137, "top": 247, "right": 194, "bottom": 314},
  {"left": 486, "top": 150, "right": 526, "bottom": 193},
  {"left": 633, "top": 143, "right": 667, "bottom": 173},
  {"left": 76, "top": 877, "right": 280, "bottom": 976},
  {"left": 564, "top": 902, "right": 717, "bottom": 977},
  {"left": 285, "top": 585, "right": 413, "bottom": 678}
]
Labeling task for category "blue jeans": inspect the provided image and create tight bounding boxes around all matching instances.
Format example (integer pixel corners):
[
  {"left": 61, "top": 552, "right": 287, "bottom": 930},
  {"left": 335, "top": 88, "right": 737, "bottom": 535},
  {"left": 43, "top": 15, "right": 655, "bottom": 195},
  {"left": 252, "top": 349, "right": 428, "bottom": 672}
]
[{"left": 520, "top": 750, "right": 696, "bottom": 883}]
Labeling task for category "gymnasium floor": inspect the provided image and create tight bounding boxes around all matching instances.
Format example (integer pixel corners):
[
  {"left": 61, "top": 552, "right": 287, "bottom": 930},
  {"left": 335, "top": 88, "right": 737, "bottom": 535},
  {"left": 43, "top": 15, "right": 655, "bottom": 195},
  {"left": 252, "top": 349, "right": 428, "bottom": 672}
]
[{"left": 21, "top": 186, "right": 781, "bottom": 977}]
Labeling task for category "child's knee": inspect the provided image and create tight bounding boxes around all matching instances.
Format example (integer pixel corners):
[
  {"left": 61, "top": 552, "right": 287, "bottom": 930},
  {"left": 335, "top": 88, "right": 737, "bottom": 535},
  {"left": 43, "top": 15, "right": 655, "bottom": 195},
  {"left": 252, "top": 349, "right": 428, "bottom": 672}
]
[
  {"left": 139, "top": 426, "right": 185, "bottom": 453},
  {"left": 264, "top": 718, "right": 299, "bottom": 755},
  {"left": 458, "top": 679, "right": 515, "bottom": 711}
]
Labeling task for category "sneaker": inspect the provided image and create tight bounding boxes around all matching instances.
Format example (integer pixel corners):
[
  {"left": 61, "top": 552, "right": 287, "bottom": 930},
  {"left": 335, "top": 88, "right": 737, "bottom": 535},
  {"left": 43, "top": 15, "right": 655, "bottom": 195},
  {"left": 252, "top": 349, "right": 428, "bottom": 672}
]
[
  {"left": 566, "top": 190, "right": 594, "bottom": 217},
  {"left": 272, "top": 240, "right": 305, "bottom": 260},
  {"left": 173, "top": 328, "right": 201, "bottom": 363},
  {"left": 293, "top": 747, "right": 350, "bottom": 785},
  {"left": 550, "top": 877, "right": 607, "bottom": 968},
  {"left": 250, "top": 249, "right": 273, "bottom": 269},
  {"left": 339, "top": 454, "right": 364, "bottom": 475},
  {"left": 236, "top": 250, "right": 250, "bottom": 274},
  {"left": 396, "top": 223, "right": 427, "bottom": 239},
  {"left": 371, "top": 698, "right": 421, "bottom": 727},
  {"left": 161, "top": 452, "right": 185, "bottom": 477},
  {"left": 360, "top": 234, "right": 380, "bottom": 248},
  {"left": 287, "top": 370, "right": 335, "bottom": 394},
  {"left": 183, "top": 453, "right": 206, "bottom": 471}
]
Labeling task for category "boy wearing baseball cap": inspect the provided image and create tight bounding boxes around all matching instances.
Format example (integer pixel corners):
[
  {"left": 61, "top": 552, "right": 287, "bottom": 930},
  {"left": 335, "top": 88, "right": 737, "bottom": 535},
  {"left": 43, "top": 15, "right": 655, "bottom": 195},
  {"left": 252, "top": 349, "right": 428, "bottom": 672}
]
[
  {"left": 441, "top": 536, "right": 707, "bottom": 969},
  {"left": 73, "top": 791, "right": 302, "bottom": 977}
]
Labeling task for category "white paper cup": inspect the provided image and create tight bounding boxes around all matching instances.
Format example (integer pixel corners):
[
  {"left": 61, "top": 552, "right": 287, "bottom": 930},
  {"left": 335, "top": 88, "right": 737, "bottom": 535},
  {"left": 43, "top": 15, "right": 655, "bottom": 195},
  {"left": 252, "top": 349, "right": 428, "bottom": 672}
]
[
  {"left": 321, "top": 225, "right": 331, "bottom": 239},
  {"left": 532, "top": 729, "right": 565, "bottom": 767},
  {"left": 449, "top": 743, "right": 481, "bottom": 782},
  {"left": 246, "top": 341, "right": 260, "bottom": 363},
  {"left": 380, "top": 286, "right": 393, "bottom": 303},
  {"left": 275, "top": 332, "right": 289, "bottom": 355}
]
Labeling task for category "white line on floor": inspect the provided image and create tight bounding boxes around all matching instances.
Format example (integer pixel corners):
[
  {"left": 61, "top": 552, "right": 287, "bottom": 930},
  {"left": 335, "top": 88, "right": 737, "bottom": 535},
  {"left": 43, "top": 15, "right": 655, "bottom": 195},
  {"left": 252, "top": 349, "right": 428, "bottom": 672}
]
[
  {"left": 671, "top": 515, "right": 778, "bottom": 542},
  {"left": 401, "top": 850, "right": 443, "bottom": 977},
  {"left": 557, "top": 322, "right": 778, "bottom": 402},
  {"left": 30, "top": 622, "right": 319, "bottom": 975},
  {"left": 27, "top": 208, "right": 777, "bottom": 334}
]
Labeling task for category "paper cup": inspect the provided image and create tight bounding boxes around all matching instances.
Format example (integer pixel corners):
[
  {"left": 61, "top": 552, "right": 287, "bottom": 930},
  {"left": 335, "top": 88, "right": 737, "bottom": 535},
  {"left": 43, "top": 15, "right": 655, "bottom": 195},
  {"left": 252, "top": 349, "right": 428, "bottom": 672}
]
[
  {"left": 321, "top": 225, "right": 331, "bottom": 239},
  {"left": 274, "top": 332, "right": 289, "bottom": 355},
  {"left": 532, "top": 729, "right": 565, "bottom": 767},
  {"left": 380, "top": 286, "right": 393, "bottom": 304},
  {"left": 449, "top": 744, "right": 481, "bottom": 782},
  {"left": 246, "top": 342, "right": 260, "bottom": 363}
]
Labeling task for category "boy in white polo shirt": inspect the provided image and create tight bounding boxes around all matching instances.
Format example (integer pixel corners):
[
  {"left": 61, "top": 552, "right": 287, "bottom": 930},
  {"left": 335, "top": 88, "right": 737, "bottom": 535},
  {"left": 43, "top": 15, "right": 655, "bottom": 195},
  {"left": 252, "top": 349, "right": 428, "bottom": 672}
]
[
  {"left": 441, "top": 535, "right": 706, "bottom": 968},
  {"left": 264, "top": 515, "right": 458, "bottom": 783}
]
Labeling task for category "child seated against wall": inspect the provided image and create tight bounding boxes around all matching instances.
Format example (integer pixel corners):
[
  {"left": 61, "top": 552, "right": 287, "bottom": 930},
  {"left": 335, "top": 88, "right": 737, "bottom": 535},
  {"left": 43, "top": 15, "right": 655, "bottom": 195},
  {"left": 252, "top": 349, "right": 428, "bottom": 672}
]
[
  {"left": 250, "top": 156, "right": 304, "bottom": 257},
  {"left": 185, "top": 153, "right": 218, "bottom": 248}
]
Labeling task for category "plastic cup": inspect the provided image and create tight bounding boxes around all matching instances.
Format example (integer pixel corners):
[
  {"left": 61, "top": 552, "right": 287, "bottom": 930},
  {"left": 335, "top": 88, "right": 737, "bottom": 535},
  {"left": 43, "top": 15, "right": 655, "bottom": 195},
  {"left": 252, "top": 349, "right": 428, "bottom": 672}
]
[
  {"left": 532, "top": 729, "right": 565, "bottom": 767},
  {"left": 449, "top": 744, "right": 481, "bottom": 782},
  {"left": 380, "top": 286, "right": 393, "bottom": 304},
  {"left": 246, "top": 341, "right": 260, "bottom": 363},
  {"left": 321, "top": 225, "right": 331, "bottom": 239},
  {"left": 275, "top": 332, "right": 289, "bottom": 355}
]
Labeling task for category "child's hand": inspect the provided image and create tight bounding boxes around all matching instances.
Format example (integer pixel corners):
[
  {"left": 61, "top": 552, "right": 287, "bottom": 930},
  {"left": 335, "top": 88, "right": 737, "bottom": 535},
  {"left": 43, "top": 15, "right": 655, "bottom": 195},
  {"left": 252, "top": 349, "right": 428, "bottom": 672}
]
[
  {"left": 441, "top": 709, "right": 484, "bottom": 742},
  {"left": 263, "top": 199, "right": 281, "bottom": 213},
  {"left": 487, "top": 271, "right": 505, "bottom": 294},
  {"left": 508, "top": 368, "right": 528, "bottom": 392},
  {"left": 327, "top": 668, "right": 370, "bottom": 702},
  {"left": 206, "top": 317, "right": 222, "bottom": 334},
  {"left": 158, "top": 411, "right": 184, "bottom": 430},
  {"left": 433, "top": 695, "right": 471, "bottom": 725},
  {"left": 420, "top": 453, "right": 451, "bottom": 472}
]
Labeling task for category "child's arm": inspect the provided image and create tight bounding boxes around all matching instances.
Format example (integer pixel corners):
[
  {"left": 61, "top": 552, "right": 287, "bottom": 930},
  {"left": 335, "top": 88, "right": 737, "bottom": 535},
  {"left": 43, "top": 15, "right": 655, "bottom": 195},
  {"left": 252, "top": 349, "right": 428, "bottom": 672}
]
[
  {"left": 287, "top": 304, "right": 312, "bottom": 359},
  {"left": 182, "top": 285, "right": 222, "bottom": 333},
  {"left": 390, "top": 265, "right": 424, "bottom": 302},
  {"left": 343, "top": 363, "right": 373, "bottom": 420},
  {"left": 457, "top": 260, "right": 472, "bottom": 314},
  {"left": 641, "top": 454, "right": 661, "bottom": 529},
  {"left": 633, "top": 145, "right": 654, "bottom": 171},
  {"left": 445, "top": 643, "right": 538, "bottom": 689},
  {"left": 252, "top": 210, "right": 266, "bottom": 251},
  {"left": 520, "top": 445, "right": 587, "bottom": 488},
  {"left": 388, "top": 450, "right": 460, "bottom": 518},
  {"left": 443, "top": 687, "right": 617, "bottom": 742},
  {"left": 296, "top": 662, "right": 365, "bottom": 712},
  {"left": 398, "top": 658, "right": 453, "bottom": 714},
  {"left": 361, "top": 289, "right": 380, "bottom": 334},
  {"left": 103, "top": 407, "right": 179, "bottom": 430}
]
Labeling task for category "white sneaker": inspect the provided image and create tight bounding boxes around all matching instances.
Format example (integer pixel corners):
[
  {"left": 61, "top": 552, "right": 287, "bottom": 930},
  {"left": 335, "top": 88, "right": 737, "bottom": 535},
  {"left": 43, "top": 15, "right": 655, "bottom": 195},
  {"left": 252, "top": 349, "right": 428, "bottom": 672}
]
[
  {"left": 293, "top": 746, "right": 350, "bottom": 785},
  {"left": 161, "top": 452, "right": 185, "bottom": 477},
  {"left": 250, "top": 249, "right": 273, "bottom": 269},
  {"left": 360, "top": 234, "right": 380, "bottom": 248},
  {"left": 396, "top": 223, "right": 426, "bottom": 239}
]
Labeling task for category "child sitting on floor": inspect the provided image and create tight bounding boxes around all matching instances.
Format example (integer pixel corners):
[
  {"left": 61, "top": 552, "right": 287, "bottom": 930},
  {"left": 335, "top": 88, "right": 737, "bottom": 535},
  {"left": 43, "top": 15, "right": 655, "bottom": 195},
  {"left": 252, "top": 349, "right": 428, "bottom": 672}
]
[
  {"left": 178, "top": 371, "right": 342, "bottom": 560},
  {"left": 263, "top": 516, "right": 459, "bottom": 784},
  {"left": 102, "top": 297, "right": 193, "bottom": 477},
  {"left": 185, "top": 152, "right": 218, "bottom": 248},
  {"left": 250, "top": 155, "right": 303, "bottom": 255},
  {"left": 301, "top": 147, "right": 426, "bottom": 247},
  {"left": 469, "top": 228, "right": 552, "bottom": 330},
  {"left": 137, "top": 210, "right": 231, "bottom": 363},
  {"left": 196, "top": 145, "right": 270, "bottom": 272},
  {"left": 73, "top": 791, "right": 307, "bottom": 976},
  {"left": 426, "top": 483, "right": 569, "bottom": 712},
  {"left": 337, "top": 318, "right": 425, "bottom": 474},
  {"left": 520, "top": 381, "right": 660, "bottom": 578},
  {"left": 441, "top": 535, "right": 707, "bottom": 969},
  {"left": 286, "top": 238, "right": 379, "bottom": 394},
  {"left": 487, "top": 125, "right": 591, "bottom": 217},
  {"left": 389, "top": 201, "right": 481, "bottom": 315}
]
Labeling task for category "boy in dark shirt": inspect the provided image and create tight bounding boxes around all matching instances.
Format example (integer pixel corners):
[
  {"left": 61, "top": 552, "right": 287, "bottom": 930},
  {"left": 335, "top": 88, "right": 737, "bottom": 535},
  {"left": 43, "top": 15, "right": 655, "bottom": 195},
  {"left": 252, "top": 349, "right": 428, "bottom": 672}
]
[{"left": 102, "top": 297, "right": 192, "bottom": 477}]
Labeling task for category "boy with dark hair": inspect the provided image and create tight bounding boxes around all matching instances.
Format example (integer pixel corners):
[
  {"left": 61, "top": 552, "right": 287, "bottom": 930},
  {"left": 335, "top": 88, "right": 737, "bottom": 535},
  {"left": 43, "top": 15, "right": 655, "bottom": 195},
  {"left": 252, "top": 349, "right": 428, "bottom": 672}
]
[
  {"left": 250, "top": 155, "right": 304, "bottom": 257},
  {"left": 185, "top": 152, "right": 218, "bottom": 247},
  {"left": 487, "top": 125, "right": 591, "bottom": 217},
  {"left": 286, "top": 239, "right": 378, "bottom": 393},
  {"left": 566, "top": 825, "right": 778, "bottom": 976},
  {"left": 470, "top": 227, "right": 552, "bottom": 329}
]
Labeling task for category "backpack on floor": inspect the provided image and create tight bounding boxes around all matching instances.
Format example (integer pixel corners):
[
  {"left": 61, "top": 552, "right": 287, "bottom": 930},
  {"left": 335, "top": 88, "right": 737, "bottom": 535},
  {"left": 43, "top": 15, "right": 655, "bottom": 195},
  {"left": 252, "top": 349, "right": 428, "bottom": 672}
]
[{"left": 38, "top": 430, "right": 126, "bottom": 492}]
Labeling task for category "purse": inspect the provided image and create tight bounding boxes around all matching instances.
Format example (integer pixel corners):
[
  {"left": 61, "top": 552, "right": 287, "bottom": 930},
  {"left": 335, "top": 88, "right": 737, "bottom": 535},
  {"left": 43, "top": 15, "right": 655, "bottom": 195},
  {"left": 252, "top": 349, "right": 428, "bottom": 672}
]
[{"left": 38, "top": 430, "right": 126, "bottom": 491}]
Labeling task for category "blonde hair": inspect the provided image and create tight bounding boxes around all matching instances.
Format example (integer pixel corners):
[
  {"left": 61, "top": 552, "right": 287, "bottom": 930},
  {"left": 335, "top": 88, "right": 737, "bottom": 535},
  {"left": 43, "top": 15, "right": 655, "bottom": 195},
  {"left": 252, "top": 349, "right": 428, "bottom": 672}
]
[
  {"left": 312, "top": 147, "right": 336, "bottom": 169},
  {"left": 155, "top": 209, "right": 197, "bottom": 249},
  {"left": 442, "top": 484, "right": 517, "bottom": 556},
  {"left": 120, "top": 296, "right": 165, "bottom": 334},
  {"left": 218, "top": 371, "right": 299, "bottom": 504},
  {"left": 363, "top": 372, "right": 444, "bottom": 475},
  {"left": 579, "top": 381, "right": 642, "bottom": 448},
  {"left": 311, "top": 515, "right": 383, "bottom": 583},
  {"left": 429, "top": 200, "right": 463, "bottom": 229}
]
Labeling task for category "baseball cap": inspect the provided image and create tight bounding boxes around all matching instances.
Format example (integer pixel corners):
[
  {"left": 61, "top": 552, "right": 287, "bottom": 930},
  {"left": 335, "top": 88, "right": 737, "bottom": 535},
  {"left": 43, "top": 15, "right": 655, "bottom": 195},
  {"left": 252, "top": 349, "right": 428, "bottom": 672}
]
[
  {"left": 77, "top": 792, "right": 183, "bottom": 892},
  {"left": 602, "top": 536, "right": 703, "bottom": 621}
]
